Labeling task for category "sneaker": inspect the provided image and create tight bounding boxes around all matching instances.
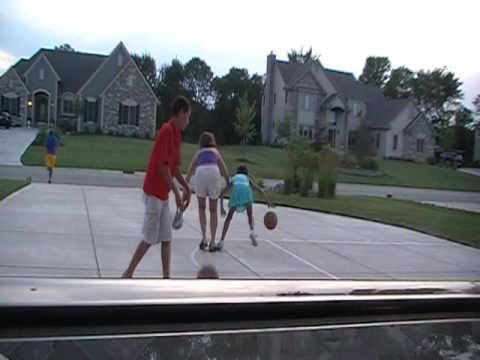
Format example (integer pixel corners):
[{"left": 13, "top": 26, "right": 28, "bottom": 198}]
[
  {"left": 199, "top": 239, "right": 208, "bottom": 251},
  {"left": 213, "top": 240, "right": 224, "bottom": 252},
  {"left": 249, "top": 232, "right": 258, "bottom": 247},
  {"left": 172, "top": 209, "right": 183, "bottom": 230}
]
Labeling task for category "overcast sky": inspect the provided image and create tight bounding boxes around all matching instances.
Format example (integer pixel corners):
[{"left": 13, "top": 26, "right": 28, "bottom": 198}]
[{"left": 1, "top": 0, "right": 478, "bottom": 107}]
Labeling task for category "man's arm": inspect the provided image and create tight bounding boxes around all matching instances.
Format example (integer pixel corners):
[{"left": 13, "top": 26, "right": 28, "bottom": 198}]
[
  {"left": 174, "top": 167, "right": 191, "bottom": 210},
  {"left": 158, "top": 163, "right": 182, "bottom": 209}
]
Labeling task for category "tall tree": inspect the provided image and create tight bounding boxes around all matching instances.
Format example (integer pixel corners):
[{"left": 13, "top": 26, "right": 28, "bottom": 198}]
[
  {"left": 132, "top": 52, "right": 158, "bottom": 90},
  {"left": 212, "top": 68, "right": 262, "bottom": 144},
  {"left": 383, "top": 66, "right": 414, "bottom": 99},
  {"left": 287, "top": 47, "right": 320, "bottom": 64},
  {"left": 183, "top": 57, "right": 214, "bottom": 108},
  {"left": 473, "top": 94, "right": 480, "bottom": 114},
  {"left": 54, "top": 43, "right": 75, "bottom": 52},
  {"left": 359, "top": 56, "right": 391, "bottom": 88},
  {"left": 157, "top": 59, "right": 187, "bottom": 121},
  {"left": 412, "top": 67, "right": 463, "bottom": 130},
  {"left": 234, "top": 93, "right": 257, "bottom": 146}
]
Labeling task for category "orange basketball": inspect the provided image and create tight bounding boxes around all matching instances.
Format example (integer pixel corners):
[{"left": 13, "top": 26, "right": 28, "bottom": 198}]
[{"left": 264, "top": 210, "right": 278, "bottom": 230}]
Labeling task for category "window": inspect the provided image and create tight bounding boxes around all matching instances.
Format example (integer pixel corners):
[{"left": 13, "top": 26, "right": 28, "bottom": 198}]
[
  {"left": 1, "top": 94, "right": 20, "bottom": 115},
  {"left": 117, "top": 54, "right": 123, "bottom": 66},
  {"left": 376, "top": 133, "right": 381, "bottom": 149},
  {"left": 304, "top": 94, "right": 311, "bottom": 110},
  {"left": 285, "top": 91, "right": 288, "bottom": 104},
  {"left": 119, "top": 101, "right": 140, "bottom": 126},
  {"left": 348, "top": 130, "right": 358, "bottom": 150},
  {"left": 262, "top": 95, "right": 265, "bottom": 105},
  {"left": 416, "top": 138, "right": 424, "bottom": 153},
  {"left": 39, "top": 68, "right": 44, "bottom": 80},
  {"left": 62, "top": 94, "right": 75, "bottom": 115},
  {"left": 84, "top": 99, "right": 98, "bottom": 123},
  {"left": 393, "top": 135, "right": 398, "bottom": 150},
  {"left": 273, "top": 93, "right": 276, "bottom": 105},
  {"left": 127, "top": 75, "right": 135, "bottom": 87},
  {"left": 328, "top": 128, "right": 336, "bottom": 147}
]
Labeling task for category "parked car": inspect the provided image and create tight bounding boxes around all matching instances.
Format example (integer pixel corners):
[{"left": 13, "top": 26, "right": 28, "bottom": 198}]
[
  {"left": 439, "top": 150, "right": 464, "bottom": 167},
  {"left": 0, "top": 112, "right": 12, "bottom": 129}
]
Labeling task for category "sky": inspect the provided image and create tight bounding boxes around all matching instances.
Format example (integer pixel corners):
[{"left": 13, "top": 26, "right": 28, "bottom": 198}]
[{"left": 0, "top": 0, "right": 478, "bottom": 108}]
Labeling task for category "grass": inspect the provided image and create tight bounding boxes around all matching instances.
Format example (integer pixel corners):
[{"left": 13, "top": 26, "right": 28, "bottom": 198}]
[
  {"left": 22, "top": 135, "right": 480, "bottom": 191},
  {"left": 266, "top": 193, "right": 480, "bottom": 249},
  {"left": 338, "top": 159, "right": 480, "bottom": 192},
  {"left": 0, "top": 179, "right": 30, "bottom": 201}
]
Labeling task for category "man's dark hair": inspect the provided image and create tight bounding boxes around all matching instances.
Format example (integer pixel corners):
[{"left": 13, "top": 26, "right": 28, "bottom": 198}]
[{"left": 171, "top": 96, "right": 191, "bottom": 116}]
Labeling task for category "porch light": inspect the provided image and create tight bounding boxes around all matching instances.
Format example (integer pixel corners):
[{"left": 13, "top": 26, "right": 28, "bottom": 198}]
[{"left": 27, "top": 100, "right": 32, "bottom": 107}]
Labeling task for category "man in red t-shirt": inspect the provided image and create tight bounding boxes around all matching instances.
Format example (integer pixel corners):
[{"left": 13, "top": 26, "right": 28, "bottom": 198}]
[{"left": 123, "top": 96, "right": 192, "bottom": 279}]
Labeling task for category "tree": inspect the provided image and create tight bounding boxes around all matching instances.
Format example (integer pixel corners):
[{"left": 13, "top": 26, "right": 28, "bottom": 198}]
[
  {"left": 234, "top": 93, "right": 257, "bottom": 146},
  {"left": 183, "top": 57, "right": 214, "bottom": 108},
  {"left": 383, "top": 66, "right": 414, "bottom": 99},
  {"left": 54, "top": 43, "right": 75, "bottom": 52},
  {"left": 412, "top": 67, "right": 463, "bottom": 130},
  {"left": 132, "top": 52, "right": 158, "bottom": 90},
  {"left": 212, "top": 68, "right": 262, "bottom": 144},
  {"left": 359, "top": 56, "right": 391, "bottom": 88},
  {"left": 473, "top": 94, "right": 480, "bottom": 114},
  {"left": 157, "top": 59, "right": 187, "bottom": 123},
  {"left": 287, "top": 47, "right": 320, "bottom": 64}
]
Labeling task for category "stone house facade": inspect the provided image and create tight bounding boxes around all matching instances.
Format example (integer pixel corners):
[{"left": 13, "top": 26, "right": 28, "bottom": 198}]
[
  {"left": 261, "top": 53, "right": 435, "bottom": 162},
  {"left": 0, "top": 42, "right": 158, "bottom": 137}
]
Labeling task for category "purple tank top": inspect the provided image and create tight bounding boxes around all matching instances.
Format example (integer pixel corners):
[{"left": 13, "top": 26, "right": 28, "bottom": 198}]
[{"left": 196, "top": 149, "right": 218, "bottom": 167}]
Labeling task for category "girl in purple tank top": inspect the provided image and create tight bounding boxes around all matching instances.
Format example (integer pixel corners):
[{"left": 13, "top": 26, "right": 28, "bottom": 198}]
[{"left": 186, "top": 132, "right": 230, "bottom": 251}]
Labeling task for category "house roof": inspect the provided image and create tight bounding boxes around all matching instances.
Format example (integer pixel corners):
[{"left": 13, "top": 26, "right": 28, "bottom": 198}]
[
  {"left": 13, "top": 49, "right": 107, "bottom": 93},
  {"left": 273, "top": 59, "right": 414, "bottom": 130}
]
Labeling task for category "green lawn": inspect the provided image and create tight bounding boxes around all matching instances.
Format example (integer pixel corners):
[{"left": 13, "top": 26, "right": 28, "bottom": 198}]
[
  {"left": 0, "top": 179, "right": 30, "bottom": 201},
  {"left": 266, "top": 193, "right": 480, "bottom": 249},
  {"left": 22, "top": 135, "right": 480, "bottom": 191}
]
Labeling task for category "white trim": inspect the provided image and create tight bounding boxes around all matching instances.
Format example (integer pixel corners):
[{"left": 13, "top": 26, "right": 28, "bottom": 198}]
[
  {"left": 3, "top": 92, "right": 19, "bottom": 98},
  {"left": 32, "top": 89, "right": 51, "bottom": 126},
  {"left": 78, "top": 42, "right": 126, "bottom": 95},
  {"left": 100, "top": 96, "right": 104, "bottom": 128},
  {"left": 121, "top": 98, "right": 138, "bottom": 106},
  {"left": 23, "top": 53, "right": 61, "bottom": 81}
]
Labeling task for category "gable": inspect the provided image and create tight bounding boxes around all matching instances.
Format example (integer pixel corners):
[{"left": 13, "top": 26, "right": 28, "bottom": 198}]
[
  {"left": 79, "top": 42, "right": 130, "bottom": 98},
  {"left": 101, "top": 59, "right": 158, "bottom": 102},
  {"left": 24, "top": 55, "right": 58, "bottom": 94},
  {"left": 0, "top": 68, "right": 28, "bottom": 93}
]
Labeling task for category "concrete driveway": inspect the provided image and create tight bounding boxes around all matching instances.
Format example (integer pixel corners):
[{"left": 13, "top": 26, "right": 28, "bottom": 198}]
[
  {"left": 1, "top": 183, "right": 479, "bottom": 280},
  {"left": 0, "top": 128, "right": 38, "bottom": 166}
]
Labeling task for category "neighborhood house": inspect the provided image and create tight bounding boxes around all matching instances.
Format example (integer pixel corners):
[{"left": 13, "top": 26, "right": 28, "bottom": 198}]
[
  {"left": 261, "top": 53, "right": 435, "bottom": 162},
  {"left": 0, "top": 42, "right": 158, "bottom": 137}
]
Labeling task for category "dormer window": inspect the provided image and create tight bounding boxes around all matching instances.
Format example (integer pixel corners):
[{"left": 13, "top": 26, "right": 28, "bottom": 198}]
[{"left": 118, "top": 54, "right": 123, "bottom": 67}]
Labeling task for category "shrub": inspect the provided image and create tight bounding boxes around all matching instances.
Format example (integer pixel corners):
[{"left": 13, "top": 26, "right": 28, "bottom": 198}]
[
  {"left": 358, "top": 157, "right": 379, "bottom": 171},
  {"left": 318, "top": 149, "right": 337, "bottom": 198},
  {"left": 427, "top": 156, "right": 436, "bottom": 165},
  {"left": 57, "top": 120, "right": 75, "bottom": 133}
]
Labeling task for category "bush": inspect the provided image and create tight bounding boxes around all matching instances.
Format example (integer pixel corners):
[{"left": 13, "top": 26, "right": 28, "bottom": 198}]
[
  {"left": 57, "top": 120, "right": 75, "bottom": 133},
  {"left": 318, "top": 149, "right": 337, "bottom": 198},
  {"left": 339, "top": 154, "right": 359, "bottom": 169},
  {"left": 427, "top": 156, "right": 436, "bottom": 165},
  {"left": 358, "top": 157, "right": 379, "bottom": 171}
]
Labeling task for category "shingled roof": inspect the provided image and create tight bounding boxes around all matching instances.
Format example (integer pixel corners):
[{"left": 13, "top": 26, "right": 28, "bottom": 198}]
[
  {"left": 273, "top": 59, "right": 414, "bottom": 129},
  {"left": 12, "top": 49, "right": 107, "bottom": 93}
]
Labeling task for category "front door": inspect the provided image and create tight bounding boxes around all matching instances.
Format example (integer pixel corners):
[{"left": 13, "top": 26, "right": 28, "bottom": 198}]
[{"left": 34, "top": 92, "right": 49, "bottom": 125}]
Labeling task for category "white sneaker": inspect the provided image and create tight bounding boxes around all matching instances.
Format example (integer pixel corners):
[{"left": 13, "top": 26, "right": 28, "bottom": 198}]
[
  {"left": 172, "top": 209, "right": 183, "bottom": 230},
  {"left": 249, "top": 232, "right": 258, "bottom": 247}
]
